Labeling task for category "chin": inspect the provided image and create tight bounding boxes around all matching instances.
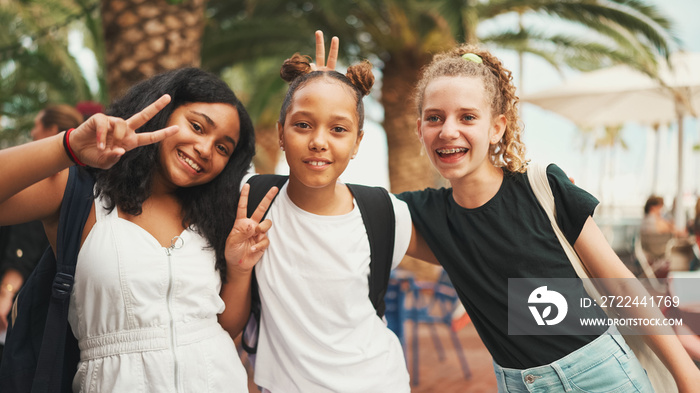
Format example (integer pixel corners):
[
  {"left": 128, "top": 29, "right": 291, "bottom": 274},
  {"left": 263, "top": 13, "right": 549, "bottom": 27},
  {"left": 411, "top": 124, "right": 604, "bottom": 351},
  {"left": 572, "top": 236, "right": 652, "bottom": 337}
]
[{"left": 295, "top": 175, "right": 335, "bottom": 190}]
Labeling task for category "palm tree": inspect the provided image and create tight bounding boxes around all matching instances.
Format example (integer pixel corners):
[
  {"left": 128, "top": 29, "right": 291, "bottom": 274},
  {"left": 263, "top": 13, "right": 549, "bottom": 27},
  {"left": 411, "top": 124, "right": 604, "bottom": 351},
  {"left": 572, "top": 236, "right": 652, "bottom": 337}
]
[
  {"left": 205, "top": 0, "right": 676, "bottom": 194},
  {"left": 100, "top": 0, "right": 208, "bottom": 99},
  {"left": 0, "top": 0, "right": 99, "bottom": 146},
  {"left": 203, "top": 0, "right": 677, "bottom": 280},
  {"left": 217, "top": 59, "right": 290, "bottom": 174}
]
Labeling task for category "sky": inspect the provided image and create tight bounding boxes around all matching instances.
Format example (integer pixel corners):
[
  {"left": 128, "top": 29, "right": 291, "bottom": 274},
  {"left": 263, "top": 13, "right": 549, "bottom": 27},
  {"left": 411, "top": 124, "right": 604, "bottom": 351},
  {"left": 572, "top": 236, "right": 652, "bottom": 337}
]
[
  {"left": 515, "top": 0, "right": 700, "bottom": 221},
  {"left": 335, "top": 0, "right": 700, "bottom": 222}
]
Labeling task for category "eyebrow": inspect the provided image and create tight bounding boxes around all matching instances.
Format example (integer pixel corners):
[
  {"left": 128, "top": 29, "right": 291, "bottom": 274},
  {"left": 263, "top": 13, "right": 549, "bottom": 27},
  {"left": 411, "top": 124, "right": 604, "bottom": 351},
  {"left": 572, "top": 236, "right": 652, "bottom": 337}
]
[
  {"left": 224, "top": 135, "right": 237, "bottom": 147},
  {"left": 424, "top": 107, "right": 480, "bottom": 113},
  {"left": 190, "top": 110, "right": 237, "bottom": 147},
  {"left": 293, "top": 110, "right": 355, "bottom": 123},
  {"left": 190, "top": 110, "right": 216, "bottom": 127}
]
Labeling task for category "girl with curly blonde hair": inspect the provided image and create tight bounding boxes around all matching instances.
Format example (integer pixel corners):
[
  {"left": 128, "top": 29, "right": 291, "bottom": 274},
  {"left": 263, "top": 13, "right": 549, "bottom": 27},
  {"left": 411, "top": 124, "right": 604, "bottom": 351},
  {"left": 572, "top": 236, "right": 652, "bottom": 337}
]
[{"left": 398, "top": 44, "right": 700, "bottom": 392}]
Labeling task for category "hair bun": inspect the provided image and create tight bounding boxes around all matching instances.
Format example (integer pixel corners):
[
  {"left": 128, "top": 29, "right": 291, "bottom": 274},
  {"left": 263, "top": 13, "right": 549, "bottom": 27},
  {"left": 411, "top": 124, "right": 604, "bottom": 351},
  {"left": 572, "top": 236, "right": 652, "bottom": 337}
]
[
  {"left": 280, "top": 53, "right": 313, "bottom": 83},
  {"left": 345, "top": 60, "right": 374, "bottom": 97}
]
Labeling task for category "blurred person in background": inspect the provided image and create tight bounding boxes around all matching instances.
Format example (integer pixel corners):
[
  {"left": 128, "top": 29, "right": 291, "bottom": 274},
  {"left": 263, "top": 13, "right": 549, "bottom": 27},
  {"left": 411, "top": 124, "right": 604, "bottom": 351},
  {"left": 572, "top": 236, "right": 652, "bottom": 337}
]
[
  {"left": 0, "top": 104, "right": 84, "bottom": 362},
  {"left": 641, "top": 196, "right": 678, "bottom": 236}
]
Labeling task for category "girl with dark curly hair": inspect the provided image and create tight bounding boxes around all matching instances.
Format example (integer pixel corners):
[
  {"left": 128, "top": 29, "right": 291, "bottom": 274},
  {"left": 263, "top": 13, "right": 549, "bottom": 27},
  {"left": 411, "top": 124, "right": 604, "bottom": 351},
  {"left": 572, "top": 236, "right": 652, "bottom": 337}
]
[{"left": 0, "top": 67, "right": 276, "bottom": 392}]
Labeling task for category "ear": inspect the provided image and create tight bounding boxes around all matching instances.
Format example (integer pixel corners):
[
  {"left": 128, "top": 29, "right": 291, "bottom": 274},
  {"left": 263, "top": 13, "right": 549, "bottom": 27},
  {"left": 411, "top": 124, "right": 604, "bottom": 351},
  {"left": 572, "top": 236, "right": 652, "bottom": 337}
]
[
  {"left": 416, "top": 117, "right": 423, "bottom": 139},
  {"left": 49, "top": 124, "right": 60, "bottom": 136},
  {"left": 490, "top": 114, "right": 506, "bottom": 144},
  {"left": 352, "top": 129, "right": 364, "bottom": 158},
  {"left": 276, "top": 122, "right": 285, "bottom": 151}
]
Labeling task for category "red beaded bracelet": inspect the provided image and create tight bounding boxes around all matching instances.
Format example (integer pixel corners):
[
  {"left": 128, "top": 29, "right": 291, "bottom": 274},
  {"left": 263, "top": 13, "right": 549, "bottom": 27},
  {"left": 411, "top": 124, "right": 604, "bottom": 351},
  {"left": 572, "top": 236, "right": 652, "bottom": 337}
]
[{"left": 62, "top": 128, "right": 87, "bottom": 167}]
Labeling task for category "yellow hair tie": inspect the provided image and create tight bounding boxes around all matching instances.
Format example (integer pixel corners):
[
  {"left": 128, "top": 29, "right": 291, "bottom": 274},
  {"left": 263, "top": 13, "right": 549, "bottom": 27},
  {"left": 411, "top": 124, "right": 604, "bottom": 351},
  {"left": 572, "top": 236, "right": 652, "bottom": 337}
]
[{"left": 461, "top": 53, "right": 483, "bottom": 64}]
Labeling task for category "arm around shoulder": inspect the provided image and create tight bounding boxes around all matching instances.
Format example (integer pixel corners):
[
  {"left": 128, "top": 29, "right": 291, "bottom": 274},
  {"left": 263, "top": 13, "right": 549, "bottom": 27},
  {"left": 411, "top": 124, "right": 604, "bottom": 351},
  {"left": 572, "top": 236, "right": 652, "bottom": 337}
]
[
  {"left": 406, "top": 224, "right": 439, "bottom": 265},
  {"left": 393, "top": 192, "right": 440, "bottom": 265}
]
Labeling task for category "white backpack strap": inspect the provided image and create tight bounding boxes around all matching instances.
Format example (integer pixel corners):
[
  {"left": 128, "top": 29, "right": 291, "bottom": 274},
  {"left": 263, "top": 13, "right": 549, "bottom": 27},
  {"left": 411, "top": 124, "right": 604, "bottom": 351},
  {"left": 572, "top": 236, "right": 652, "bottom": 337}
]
[
  {"left": 528, "top": 163, "right": 677, "bottom": 392},
  {"left": 527, "top": 163, "right": 597, "bottom": 291}
]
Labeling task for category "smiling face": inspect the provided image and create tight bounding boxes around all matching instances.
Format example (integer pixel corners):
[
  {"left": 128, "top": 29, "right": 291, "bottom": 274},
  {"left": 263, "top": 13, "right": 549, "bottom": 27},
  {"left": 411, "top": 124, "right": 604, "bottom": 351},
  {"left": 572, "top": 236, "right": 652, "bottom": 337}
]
[
  {"left": 157, "top": 102, "right": 240, "bottom": 190},
  {"left": 418, "top": 76, "right": 505, "bottom": 182},
  {"left": 279, "top": 79, "right": 363, "bottom": 191}
]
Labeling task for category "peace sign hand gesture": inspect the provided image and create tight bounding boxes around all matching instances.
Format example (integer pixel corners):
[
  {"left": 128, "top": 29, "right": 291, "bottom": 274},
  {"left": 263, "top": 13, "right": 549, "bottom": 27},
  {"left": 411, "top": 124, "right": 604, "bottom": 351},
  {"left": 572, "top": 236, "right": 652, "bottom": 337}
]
[
  {"left": 67, "top": 94, "right": 179, "bottom": 169},
  {"left": 309, "top": 30, "right": 339, "bottom": 72},
  {"left": 225, "top": 183, "right": 279, "bottom": 275}
]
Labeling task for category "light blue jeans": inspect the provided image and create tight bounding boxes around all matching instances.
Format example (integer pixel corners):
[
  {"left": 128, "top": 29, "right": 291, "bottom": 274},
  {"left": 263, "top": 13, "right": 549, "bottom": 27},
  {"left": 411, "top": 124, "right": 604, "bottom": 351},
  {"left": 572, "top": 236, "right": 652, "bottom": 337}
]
[{"left": 493, "top": 327, "right": 654, "bottom": 392}]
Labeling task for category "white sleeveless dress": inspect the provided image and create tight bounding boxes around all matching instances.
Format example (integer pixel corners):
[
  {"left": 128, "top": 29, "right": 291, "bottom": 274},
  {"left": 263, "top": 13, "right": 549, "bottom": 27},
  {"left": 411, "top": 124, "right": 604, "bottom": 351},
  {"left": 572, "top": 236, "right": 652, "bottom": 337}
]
[{"left": 68, "top": 196, "right": 248, "bottom": 392}]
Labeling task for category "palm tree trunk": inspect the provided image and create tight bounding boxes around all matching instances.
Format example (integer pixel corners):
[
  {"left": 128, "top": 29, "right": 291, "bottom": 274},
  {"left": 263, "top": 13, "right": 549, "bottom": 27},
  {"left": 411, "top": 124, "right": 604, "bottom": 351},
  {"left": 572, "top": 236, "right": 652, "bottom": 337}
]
[
  {"left": 101, "top": 0, "right": 207, "bottom": 99},
  {"left": 381, "top": 50, "right": 443, "bottom": 281},
  {"left": 381, "top": 50, "right": 438, "bottom": 194}
]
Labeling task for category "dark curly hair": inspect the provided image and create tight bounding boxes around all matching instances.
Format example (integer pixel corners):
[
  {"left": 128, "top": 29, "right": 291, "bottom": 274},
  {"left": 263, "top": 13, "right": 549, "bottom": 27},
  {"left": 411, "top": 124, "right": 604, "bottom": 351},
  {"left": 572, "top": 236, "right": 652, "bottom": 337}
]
[{"left": 89, "top": 67, "right": 255, "bottom": 281}]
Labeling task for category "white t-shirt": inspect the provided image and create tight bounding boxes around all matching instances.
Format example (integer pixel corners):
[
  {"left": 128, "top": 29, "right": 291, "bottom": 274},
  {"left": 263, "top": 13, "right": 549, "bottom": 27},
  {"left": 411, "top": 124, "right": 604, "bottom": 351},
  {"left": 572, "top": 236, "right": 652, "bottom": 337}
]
[{"left": 253, "top": 181, "right": 412, "bottom": 393}]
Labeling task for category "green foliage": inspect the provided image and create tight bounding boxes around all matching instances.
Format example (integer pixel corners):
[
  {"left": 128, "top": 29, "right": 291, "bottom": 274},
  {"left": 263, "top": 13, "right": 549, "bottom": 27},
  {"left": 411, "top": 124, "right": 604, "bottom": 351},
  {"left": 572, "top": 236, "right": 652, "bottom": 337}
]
[
  {"left": 0, "top": 0, "right": 103, "bottom": 146},
  {"left": 1, "top": 0, "right": 680, "bottom": 151},
  {"left": 202, "top": 0, "right": 679, "bottom": 132}
]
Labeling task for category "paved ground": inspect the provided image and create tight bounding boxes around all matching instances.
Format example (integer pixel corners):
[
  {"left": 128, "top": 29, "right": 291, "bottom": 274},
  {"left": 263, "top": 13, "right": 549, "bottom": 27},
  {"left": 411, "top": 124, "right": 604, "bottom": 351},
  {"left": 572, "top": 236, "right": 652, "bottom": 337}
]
[{"left": 242, "top": 321, "right": 497, "bottom": 392}]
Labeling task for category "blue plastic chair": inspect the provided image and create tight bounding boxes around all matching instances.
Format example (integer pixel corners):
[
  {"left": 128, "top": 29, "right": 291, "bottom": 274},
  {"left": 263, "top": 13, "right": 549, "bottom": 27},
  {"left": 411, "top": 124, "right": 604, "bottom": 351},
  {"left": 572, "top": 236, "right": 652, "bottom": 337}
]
[
  {"left": 405, "top": 270, "right": 471, "bottom": 385},
  {"left": 384, "top": 271, "right": 413, "bottom": 352}
]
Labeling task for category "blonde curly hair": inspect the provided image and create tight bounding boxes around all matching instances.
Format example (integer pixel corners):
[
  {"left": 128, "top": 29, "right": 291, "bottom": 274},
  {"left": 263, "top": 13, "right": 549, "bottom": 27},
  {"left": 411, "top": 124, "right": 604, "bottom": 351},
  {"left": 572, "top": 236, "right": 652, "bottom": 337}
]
[{"left": 414, "top": 44, "right": 527, "bottom": 173}]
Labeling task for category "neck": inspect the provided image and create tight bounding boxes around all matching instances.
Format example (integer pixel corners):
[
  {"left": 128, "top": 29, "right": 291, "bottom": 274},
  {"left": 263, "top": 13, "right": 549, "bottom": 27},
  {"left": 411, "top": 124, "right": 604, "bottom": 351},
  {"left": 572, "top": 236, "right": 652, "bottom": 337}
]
[
  {"left": 151, "top": 169, "right": 178, "bottom": 197},
  {"left": 147, "top": 172, "right": 183, "bottom": 212},
  {"left": 450, "top": 165, "right": 504, "bottom": 209},
  {"left": 286, "top": 176, "right": 354, "bottom": 216}
]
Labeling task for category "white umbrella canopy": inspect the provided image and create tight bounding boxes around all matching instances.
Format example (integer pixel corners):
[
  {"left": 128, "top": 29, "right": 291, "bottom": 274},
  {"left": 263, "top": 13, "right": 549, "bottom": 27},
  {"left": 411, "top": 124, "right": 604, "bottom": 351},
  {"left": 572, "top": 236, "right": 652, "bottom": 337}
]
[
  {"left": 522, "top": 52, "right": 700, "bottom": 228},
  {"left": 522, "top": 52, "right": 700, "bottom": 128}
]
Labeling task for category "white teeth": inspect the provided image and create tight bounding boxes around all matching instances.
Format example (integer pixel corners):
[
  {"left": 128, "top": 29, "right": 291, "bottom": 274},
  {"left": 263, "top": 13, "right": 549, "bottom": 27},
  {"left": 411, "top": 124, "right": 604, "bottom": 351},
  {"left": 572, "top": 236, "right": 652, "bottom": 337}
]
[
  {"left": 436, "top": 148, "right": 468, "bottom": 154},
  {"left": 307, "top": 161, "right": 327, "bottom": 166},
  {"left": 178, "top": 151, "right": 202, "bottom": 172}
]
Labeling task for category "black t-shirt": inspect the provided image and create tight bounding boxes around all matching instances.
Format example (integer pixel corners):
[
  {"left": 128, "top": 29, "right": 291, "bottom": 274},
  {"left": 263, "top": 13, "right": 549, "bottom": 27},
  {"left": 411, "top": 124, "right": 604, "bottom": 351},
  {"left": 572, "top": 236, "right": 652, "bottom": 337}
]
[{"left": 397, "top": 164, "right": 608, "bottom": 368}]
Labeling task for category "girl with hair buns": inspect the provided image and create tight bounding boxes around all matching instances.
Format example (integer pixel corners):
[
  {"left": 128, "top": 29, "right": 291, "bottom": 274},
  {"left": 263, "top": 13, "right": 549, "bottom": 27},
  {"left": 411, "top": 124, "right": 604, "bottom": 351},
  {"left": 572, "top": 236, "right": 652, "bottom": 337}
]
[
  {"left": 245, "top": 40, "right": 412, "bottom": 392},
  {"left": 396, "top": 45, "right": 700, "bottom": 392}
]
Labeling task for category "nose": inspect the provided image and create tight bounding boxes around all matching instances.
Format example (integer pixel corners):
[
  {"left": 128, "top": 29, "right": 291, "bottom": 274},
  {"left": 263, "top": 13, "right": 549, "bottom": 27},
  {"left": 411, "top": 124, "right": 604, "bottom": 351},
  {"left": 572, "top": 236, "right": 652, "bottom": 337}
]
[
  {"left": 309, "top": 130, "right": 328, "bottom": 152},
  {"left": 438, "top": 117, "right": 461, "bottom": 140},
  {"left": 194, "top": 138, "right": 213, "bottom": 159}
]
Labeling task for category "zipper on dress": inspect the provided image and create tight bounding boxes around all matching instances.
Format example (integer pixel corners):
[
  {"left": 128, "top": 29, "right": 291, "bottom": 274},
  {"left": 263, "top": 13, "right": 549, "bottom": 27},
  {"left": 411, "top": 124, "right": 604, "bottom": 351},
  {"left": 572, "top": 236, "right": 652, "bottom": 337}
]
[{"left": 164, "top": 236, "right": 184, "bottom": 393}]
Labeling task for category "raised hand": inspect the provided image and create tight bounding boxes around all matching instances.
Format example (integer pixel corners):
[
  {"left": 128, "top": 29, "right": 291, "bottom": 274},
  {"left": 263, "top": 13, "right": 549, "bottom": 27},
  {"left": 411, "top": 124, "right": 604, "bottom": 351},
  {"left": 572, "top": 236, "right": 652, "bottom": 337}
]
[
  {"left": 310, "top": 30, "right": 339, "bottom": 72},
  {"left": 68, "top": 94, "right": 179, "bottom": 169},
  {"left": 225, "top": 183, "right": 279, "bottom": 275}
]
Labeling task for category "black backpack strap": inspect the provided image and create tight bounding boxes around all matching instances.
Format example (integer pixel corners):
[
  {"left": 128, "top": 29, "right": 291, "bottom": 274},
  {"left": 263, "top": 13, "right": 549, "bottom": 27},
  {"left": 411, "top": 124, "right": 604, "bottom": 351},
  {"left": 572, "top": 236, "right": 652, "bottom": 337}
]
[
  {"left": 32, "top": 166, "right": 94, "bottom": 393},
  {"left": 241, "top": 175, "right": 287, "bottom": 355},
  {"left": 347, "top": 184, "right": 395, "bottom": 318},
  {"left": 245, "top": 175, "right": 287, "bottom": 219}
]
